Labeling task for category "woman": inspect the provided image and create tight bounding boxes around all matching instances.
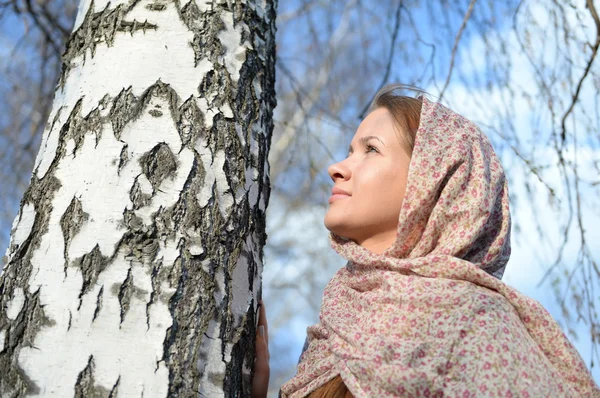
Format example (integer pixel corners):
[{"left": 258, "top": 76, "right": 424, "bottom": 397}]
[{"left": 253, "top": 85, "right": 600, "bottom": 397}]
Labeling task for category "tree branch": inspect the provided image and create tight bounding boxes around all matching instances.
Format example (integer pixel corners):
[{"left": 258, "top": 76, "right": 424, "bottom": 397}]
[
  {"left": 438, "top": 0, "right": 477, "bottom": 101},
  {"left": 358, "top": 1, "right": 403, "bottom": 119},
  {"left": 23, "top": 0, "right": 62, "bottom": 53},
  {"left": 559, "top": 0, "right": 600, "bottom": 146}
]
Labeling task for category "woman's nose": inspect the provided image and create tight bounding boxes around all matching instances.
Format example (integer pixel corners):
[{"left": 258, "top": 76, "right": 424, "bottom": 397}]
[{"left": 328, "top": 160, "right": 350, "bottom": 181}]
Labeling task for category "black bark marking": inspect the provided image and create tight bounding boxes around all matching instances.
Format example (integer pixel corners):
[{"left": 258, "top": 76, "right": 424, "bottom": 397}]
[
  {"left": 178, "top": 96, "right": 206, "bottom": 148},
  {"left": 129, "top": 177, "right": 152, "bottom": 210},
  {"left": 118, "top": 20, "right": 158, "bottom": 35},
  {"left": 224, "top": 284, "right": 257, "bottom": 397},
  {"left": 32, "top": 106, "right": 65, "bottom": 176},
  {"left": 23, "top": 290, "right": 56, "bottom": 346},
  {"left": 63, "top": 101, "right": 85, "bottom": 156},
  {"left": 93, "top": 285, "right": 103, "bottom": 322},
  {"left": 110, "top": 81, "right": 182, "bottom": 142},
  {"left": 146, "top": 260, "right": 163, "bottom": 330},
  {"left": 199, "top": 67, "right": 234, "bottom": 109},
  {"left": 163, "top": 255, "right": 217, "bottom": 394},
  {"left": 121, "top": 225, "right": 160, "bottom": 265},
  {"left": 180, "top": 1, "right": 226, "bottom": 67},
  {"left": 63, "top": 100, "right": 84, "bottom": 154},
  {"left": 110, "top": 88, "right": 138, "bottom": 140},
  {"left": 49, "top": 99, "right": 104, "bottom": 157},
  {"left": 87, "top": 108, "right": 104, "bottom": 150},
  {"left": 74, "top": 355, "right": 111, "bottom": 397},
  {"left": 235, "top": 50, "right": 261, "bottom": 144},
  {"left": 117, "top": 144, "right": 129, "bottom": 174},
  {"left": 146, "top": 2, "right": 167, "bottom": 12},
  {"left": 74, "top": 355, "right": 94, "bottom": 398},
  {"left": 0, "top": 288, "right": 56, "bottom": 395},
  {"left": 60, "top": 1, "right": 158, "bottom": 87},
  {"left": 108, "top": 376, "right": 120, "bottom": 398},
  {"left": 117, "top": 266, "right": 133, "bottom": 324},
  {"left": 71, "top": 245, "right": 110, "bottom": 302},
  {"left": 122, "top": 209, "right": 144, "bottom": 233},
  {"left": 168, "top": 154, "right": 206, "bottom": 234},
  {"left": 217, "top": 115, "right": 246, "bottom": 199},
  {"left": 140, "top": 239, "right": 160, "bottom": 262},
  {"left": 0, "top": 121, "right": 63, "bottom": 395},
  {"left": 60, "top": 196, "right": 89, "bottom": 270},
  {"left": 118, "top": 208, "right": 161, "bottom": 270},
  {"left": 139, "top": 143, "right": 178, "bottom": 191}
]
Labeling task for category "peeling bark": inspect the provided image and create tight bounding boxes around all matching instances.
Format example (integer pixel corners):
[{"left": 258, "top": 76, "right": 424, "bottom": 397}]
[{"left": 0, "top": 0, "right": 276, "bottom": 396}]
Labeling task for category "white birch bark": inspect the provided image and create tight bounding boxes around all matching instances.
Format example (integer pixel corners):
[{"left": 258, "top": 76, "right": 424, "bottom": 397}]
[{"left": 0, "top": 0, "right": 277, "bottom": 396}]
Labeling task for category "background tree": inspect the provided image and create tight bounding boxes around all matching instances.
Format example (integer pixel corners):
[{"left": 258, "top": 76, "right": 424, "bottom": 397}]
[
  {"left": 2, "top": 0, "right": 599, "bottom": 391},
  {"left": 0, "top": 0, "right": 276, "bottom": 395}
]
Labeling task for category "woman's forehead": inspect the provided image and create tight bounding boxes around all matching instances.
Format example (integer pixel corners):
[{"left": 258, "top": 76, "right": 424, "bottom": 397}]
[{"left": 349, "top": 109, "right": 402, "bottom": 149}]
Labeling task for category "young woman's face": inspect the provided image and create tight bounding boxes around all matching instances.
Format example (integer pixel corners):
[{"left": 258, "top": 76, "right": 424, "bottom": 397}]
[{"left": 324, "top": 107, "right": 412, "bottom": 254}]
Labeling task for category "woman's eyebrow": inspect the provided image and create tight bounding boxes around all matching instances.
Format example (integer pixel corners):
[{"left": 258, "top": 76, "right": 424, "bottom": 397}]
[{"left": 348, "top": 135, "right": 386, "bottom": 153}]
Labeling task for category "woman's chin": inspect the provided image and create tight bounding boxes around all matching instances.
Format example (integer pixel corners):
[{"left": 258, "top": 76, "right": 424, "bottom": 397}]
[
  {"left": 323, "top": 223, "right": 352, "bottom": 241},
  {"left": 323, "top": 217, "right": 340, "bottom": 234},
  {"left": 324, "top": 213, "right": 359, "bottom": 238}
]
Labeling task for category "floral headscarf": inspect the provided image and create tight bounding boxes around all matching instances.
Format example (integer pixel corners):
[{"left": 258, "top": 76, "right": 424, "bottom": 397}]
[{"left": 280, "top": 98, "right": 600, "bottom": 397}]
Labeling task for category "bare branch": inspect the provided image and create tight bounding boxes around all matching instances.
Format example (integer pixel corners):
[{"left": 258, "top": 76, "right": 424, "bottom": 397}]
[
  {"left": 357, "top": 1, "right": 403, "bottom": 119},
  {"left": 439, "top": 0, "right": 477, "bottom": 101},
  {"left": 559, "top": 0, "right": 600, "bottom": 146}
]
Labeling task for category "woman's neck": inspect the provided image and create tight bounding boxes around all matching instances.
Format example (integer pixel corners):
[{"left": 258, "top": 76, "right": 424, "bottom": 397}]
[{"left": 356, "top": 232, "right": 395, "bottom": 254}]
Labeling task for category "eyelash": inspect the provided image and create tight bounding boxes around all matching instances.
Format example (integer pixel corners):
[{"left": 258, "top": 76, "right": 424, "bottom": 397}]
[
  {"left": 365, "top": 144, "right": 379, "bottom": 153},
  {"left": 347, "top": 143, "right": 379, "bottom": 157}
]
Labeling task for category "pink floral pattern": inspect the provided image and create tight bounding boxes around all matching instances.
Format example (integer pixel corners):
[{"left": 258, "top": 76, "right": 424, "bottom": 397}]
[{"left": 280, "top": 98, "right": 600, "bottom": 397}]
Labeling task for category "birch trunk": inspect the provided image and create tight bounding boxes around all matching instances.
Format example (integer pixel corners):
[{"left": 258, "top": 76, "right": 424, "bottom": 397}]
[{"left": 0, "top": 0, "right": 276, "bottom": 396}]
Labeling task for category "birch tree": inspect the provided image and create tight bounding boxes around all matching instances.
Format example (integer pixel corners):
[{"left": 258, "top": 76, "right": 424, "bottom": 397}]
[{"left": 0, "top": 0, "right": 276, "bottom": 396}]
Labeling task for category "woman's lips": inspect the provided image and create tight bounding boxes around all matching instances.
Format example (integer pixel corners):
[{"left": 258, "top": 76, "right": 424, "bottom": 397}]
[
  {"left": 329, "top": 193, "right": 350, "bottom": 204},
  {"left": 329, "top": 186, "right": 350, "bottom": 203}
]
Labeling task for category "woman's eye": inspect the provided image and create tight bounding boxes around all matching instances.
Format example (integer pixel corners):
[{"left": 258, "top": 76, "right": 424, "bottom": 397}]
[{"left": 366, "top": 145, "right": 378, "bottom": 153}]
